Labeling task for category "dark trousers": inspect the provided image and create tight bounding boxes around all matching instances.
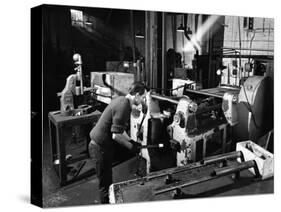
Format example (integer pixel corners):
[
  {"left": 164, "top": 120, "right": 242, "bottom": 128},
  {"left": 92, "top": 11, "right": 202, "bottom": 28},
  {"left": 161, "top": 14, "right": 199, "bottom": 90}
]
[{"left": 88, "top": 141, "right": 113, "bottom": 204}]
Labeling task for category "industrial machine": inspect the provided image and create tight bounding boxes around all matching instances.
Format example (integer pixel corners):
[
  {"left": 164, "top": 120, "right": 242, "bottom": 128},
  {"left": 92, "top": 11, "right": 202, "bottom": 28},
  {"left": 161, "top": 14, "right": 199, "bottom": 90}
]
[
  {"left": 58, "top": 54, "right": 135, "bottom": 112},
  {"left": 53, "top": 54, "right": 140, "bottom": 185},
  {"left": 56, "top": 51, "right": 273, "bottom": 186},
  {"left": 182, "top": 85, "right": 240, "bottom": 127},
  {"left": 219, "top": 57, "right": 273, "bottom": 87},
  {"left": 90, "top": 71, "right": 135, "bottom": 104},
  {"left": 167, "top": 95, "right": 229, "bottom": 167},
  {"left": 172, "top": 74, "right": 273, "bottom": 143},
  {"left": 235, "top": 75, "right": 273, "bottom": 143},
  {"left": 130, "top": 90, "right": 232, "bottom": 173},
  {"left": 130, "top": 92, "right": 177, "bottom": 173},
  {"left": 130, "top": 71, "right": 273, "bottom": 175},
  {"left": 52, "top": 53, "right": 103, "bottom": 185},
  {"left": 60, "top": 53, "right": 85, "bottom": 116},
  {"left": 109, "top": 141, "right": 273, "bottom": 203}
]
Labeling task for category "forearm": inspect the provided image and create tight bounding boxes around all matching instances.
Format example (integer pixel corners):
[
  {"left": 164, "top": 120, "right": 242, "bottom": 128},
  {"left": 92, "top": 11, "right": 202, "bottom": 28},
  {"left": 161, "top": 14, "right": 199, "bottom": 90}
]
[{"left": 122, "top": 131, "right": 131, "bottom": 140}]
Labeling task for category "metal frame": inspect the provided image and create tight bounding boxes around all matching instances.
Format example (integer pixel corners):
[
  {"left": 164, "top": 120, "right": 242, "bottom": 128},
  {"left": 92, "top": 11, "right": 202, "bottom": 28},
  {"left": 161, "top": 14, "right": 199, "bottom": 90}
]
[{"left": 48, "top": 110, "right": 101, "bottom": 186}]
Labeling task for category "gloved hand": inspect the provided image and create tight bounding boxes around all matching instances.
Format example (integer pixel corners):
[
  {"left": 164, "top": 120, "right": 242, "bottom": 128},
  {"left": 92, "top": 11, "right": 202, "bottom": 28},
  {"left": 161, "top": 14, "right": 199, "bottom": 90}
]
[{"left": 129, "top": 140, "right": 141, "bottom": 154}]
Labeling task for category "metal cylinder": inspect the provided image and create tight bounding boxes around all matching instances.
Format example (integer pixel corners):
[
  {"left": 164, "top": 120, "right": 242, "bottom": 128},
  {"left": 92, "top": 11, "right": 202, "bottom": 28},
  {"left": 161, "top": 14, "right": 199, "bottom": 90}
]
[
  {"left": 151, "top": 94, "right": 179, "bottom": 104},
  {"left": 213, "top": 160, "right": 257, "bottom": 177},
  {"left": 202, "top": 151, "right": 243, "bottom": 165},
  {"left": 184, "top": 88, "right": 223, "bottom": 99}
]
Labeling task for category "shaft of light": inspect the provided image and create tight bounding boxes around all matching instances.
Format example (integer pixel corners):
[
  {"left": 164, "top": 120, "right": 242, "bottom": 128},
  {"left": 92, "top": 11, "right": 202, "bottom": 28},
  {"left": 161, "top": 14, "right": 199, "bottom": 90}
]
[{"left": 184, "top": 15, "right": 221, "bottom": 52}]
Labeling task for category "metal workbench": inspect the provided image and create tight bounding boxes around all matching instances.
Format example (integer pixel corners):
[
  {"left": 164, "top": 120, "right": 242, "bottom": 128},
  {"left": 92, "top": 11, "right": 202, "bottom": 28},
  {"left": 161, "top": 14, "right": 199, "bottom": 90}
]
[{"left": 48, "top": 110, "right": 101, "bottom": 186}]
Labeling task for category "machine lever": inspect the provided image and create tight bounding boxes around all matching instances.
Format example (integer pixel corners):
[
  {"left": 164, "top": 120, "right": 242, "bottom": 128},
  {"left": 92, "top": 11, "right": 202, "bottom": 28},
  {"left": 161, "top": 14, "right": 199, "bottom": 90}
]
[{"left": 139, "top": 144, "right": 164, "bottom": 149}]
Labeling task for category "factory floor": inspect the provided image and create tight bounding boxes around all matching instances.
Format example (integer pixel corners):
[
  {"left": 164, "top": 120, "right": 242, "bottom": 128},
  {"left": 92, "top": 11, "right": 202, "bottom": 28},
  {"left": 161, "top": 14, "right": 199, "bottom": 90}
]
[
  {"left": 42, "top": 123, "right": 273, "bottom": 208},
  {"left": 42, "top": 124, "right": 141, "bottom": 207}
]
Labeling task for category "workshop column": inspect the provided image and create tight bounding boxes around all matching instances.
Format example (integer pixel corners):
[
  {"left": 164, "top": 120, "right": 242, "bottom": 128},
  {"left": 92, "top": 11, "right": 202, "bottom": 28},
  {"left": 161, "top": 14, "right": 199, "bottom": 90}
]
[
  {"left": 145, "top": 11, "right": 158, "bottom": 89},
  {"left": 161, "top": 12, "right": 167, "bottom": 94}
]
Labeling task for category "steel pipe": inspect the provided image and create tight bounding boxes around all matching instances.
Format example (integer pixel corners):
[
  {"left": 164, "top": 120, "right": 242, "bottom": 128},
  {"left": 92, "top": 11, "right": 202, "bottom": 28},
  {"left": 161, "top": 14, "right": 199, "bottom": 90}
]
[
  {"left": 201, "top": 151, "right": 243, "bottom": 165},
  {"left": 151, "top": 94, "right": 179, "bottom": 104},
  {"left": 213, "top": 160, "right": 257, "bottom": 177},
  {"left": 184, "top": 88, "right": 224, "bottom": 99}
]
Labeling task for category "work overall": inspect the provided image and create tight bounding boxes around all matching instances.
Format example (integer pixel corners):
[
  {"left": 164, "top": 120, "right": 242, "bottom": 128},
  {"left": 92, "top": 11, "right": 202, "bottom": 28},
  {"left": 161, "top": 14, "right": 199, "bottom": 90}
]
[{"left": 88, "top": 140, "right": 114, "bottom": 204}]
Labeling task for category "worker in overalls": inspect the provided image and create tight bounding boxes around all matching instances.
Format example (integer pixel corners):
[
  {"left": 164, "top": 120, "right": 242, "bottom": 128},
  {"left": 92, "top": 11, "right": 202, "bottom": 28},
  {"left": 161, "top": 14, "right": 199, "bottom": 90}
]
[{"left": 88, "top": 82, "right": 147, "bottom": 203}]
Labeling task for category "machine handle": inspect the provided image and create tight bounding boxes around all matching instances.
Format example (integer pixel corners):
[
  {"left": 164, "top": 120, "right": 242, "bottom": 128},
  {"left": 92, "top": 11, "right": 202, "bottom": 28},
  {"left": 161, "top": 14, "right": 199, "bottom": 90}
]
[{"left": 138, "top": 144, "right": 164, "bottom": 149}]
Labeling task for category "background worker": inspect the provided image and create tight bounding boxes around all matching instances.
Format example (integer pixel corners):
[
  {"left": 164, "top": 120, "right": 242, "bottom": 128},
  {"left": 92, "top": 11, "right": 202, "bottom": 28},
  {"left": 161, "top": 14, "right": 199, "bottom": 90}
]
[{"left": 88, "top": 82, "right": 147, "bottom": 204}]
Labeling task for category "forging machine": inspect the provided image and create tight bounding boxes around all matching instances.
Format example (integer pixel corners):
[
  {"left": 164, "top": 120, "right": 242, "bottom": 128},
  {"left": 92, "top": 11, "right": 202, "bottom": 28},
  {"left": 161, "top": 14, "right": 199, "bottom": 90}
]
[
  {"left": 130, "top": 90, "right": 233, "bottom": 173},
  {"left": 130, "top": 74, "right": 273, "bottom": 175}
]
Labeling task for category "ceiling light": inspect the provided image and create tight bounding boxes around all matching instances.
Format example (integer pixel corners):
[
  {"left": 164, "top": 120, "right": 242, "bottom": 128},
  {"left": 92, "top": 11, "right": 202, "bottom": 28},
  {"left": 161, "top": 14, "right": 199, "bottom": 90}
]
[{"left": 186, "top": 27, "right": 193, "bottom": 35}]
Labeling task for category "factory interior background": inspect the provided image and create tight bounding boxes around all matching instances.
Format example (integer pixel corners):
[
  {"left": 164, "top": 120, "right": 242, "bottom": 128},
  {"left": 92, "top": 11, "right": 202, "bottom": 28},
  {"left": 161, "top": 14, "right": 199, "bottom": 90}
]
[{"left": 34, "top": 4, "right": 274, "bottom": 207}]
